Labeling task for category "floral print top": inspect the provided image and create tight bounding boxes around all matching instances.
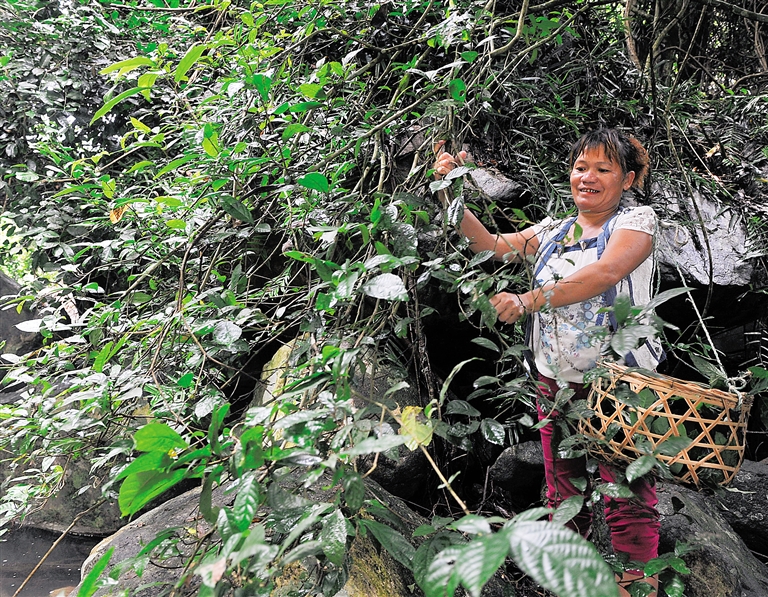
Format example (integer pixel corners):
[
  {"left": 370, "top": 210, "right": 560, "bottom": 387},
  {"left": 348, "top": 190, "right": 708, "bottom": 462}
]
[{"left": 530, "top": 205, "right": 657, "bottom": 384}]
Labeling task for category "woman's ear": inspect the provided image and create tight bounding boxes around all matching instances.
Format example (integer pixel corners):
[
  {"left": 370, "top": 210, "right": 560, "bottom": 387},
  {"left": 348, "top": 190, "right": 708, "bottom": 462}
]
[{"left": 623, "top": 171, "right": 636, "bottom": 190}]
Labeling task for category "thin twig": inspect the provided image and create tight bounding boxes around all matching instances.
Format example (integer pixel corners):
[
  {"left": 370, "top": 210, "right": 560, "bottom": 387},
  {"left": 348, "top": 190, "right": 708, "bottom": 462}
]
[{"left": 12, "top": 499, "right": 107, "bottom": 597}]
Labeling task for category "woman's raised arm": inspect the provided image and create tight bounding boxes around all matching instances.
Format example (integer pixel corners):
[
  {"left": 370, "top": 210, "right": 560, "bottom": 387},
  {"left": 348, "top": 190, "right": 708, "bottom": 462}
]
[{"left": 433, "top": 144, "right": 539, "bottom": 262}]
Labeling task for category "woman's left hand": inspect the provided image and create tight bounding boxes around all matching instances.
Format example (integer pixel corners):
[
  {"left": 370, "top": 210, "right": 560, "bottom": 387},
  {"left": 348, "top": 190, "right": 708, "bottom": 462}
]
[{"left": 490, "top": 292, "right": 527, "bottom": 324}]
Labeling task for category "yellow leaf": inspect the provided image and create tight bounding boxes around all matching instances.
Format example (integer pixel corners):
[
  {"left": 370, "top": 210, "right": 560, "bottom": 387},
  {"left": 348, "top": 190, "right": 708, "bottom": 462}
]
[
  {"left": 110, "top": 205, "right": 128, "bottom": 223},
  {"left": 400, "top": 405, "right": 433, "bottom": 451}
]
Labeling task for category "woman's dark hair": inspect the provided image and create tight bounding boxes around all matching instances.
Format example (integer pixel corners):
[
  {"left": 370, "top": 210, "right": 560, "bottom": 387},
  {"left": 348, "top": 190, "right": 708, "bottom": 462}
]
[{"left": 568, "top": 128, "right": 649, "bottom": 189}]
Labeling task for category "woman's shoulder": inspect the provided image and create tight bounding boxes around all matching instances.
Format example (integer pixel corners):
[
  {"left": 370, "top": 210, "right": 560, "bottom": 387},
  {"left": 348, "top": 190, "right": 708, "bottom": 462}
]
[{"left": 614, "top": 205, "right": 656, "bottom": 234}]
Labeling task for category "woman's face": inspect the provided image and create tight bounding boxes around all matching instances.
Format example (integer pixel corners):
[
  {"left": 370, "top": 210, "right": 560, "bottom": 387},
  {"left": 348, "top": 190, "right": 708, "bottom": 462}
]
[{"left": 570, "top": 146, "right": 635, "bottom": 217}]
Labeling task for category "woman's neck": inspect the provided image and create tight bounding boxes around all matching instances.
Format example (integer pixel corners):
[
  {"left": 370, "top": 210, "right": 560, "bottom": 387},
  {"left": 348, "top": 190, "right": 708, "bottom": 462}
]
[{"left": 574, "top": 208, "right": 619, "bottom": 237}]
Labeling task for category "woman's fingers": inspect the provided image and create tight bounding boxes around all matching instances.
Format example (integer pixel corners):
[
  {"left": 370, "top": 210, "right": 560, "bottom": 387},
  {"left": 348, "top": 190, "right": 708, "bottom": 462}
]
[
  {"left": 490, "top": 293, "right": 525, "bottom": 323},
  {"left": 434, "top": 151, "right": 459, "bottom": 175}
]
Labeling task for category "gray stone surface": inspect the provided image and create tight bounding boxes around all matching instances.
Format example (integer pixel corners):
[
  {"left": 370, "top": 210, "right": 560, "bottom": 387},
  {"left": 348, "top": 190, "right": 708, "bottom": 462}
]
[
  {"left": 0, "top": 271, "right": 40, "bottom": 359},
  {"left": 657, "top": 481, "right": 768, "bottom": 597},
  {"left": 656, "top": 188, "right": 753, "bottom": 286},
  {"left": 75, "top": 474, "right": 426, "bottom": 597}
]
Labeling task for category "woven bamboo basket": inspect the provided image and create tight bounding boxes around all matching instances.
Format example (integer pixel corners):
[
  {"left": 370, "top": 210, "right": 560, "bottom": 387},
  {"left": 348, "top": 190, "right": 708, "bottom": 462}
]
[{"left": 579, "top": 362, "right": 753, "bottom": 487}]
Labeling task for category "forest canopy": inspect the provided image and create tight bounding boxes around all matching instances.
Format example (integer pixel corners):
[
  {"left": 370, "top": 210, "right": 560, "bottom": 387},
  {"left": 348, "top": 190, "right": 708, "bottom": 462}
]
[{"left": 1, "top": 0, "right": 768, "bottom": 595}]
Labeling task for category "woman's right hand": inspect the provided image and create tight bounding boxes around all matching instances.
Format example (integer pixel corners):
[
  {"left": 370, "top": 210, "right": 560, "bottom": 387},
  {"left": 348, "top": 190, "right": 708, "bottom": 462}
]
[{"left": 433, "top": 140, "right": 467, "bottom": 178}]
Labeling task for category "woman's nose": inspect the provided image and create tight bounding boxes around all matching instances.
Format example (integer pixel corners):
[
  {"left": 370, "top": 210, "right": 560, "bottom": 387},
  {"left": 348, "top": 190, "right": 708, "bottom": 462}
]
[{"left": 582, "top": 168, "right": 597, "bottom": 182}]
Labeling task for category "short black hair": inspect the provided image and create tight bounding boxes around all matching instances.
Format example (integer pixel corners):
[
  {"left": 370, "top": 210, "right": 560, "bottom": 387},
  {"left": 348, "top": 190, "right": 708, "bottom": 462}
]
[{"left": 568, "top": 128, "right": 649, "bottom": 189}]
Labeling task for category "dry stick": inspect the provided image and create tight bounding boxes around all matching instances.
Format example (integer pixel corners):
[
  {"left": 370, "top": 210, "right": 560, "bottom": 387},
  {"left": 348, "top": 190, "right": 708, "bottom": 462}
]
[
  {"left": 12, "top": 499, "right": 106, "bottom": 597},
  {"left": 648, "top": 0, "right": 691, "bottom": 71},
  {"left": 489, "top": 0, "right": 530, "bottom": 57},
  {"left": 420, "top": 444, "right": 471, "bottom": 516},
  {"left": 697, "top": 0, "right": 768, "bottom": 23}
]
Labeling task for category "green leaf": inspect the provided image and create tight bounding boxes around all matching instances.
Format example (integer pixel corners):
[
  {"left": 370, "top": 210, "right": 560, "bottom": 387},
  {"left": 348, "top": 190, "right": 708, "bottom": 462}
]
[
  {"left": 640, "top": 287, "right": 693, "bottom": 312},
  {"left": 460, "top": 51, "right": 479, "bottom": 62},
  {"left": 201, "top": 132, "right": 220, "bottom": 157},
  {"left": 118, "top": 469, "right": 187, "bottom": 516},
  {"left": 282, "top": 123, "right": 312, "bottom": 140},
  {"left": 232, "top": 472, "right": 262, "bottom": 532},
  {"left": 213, "top": 320, "right": 242, "bottom": 344},
  {"left": 155, "top": 154, "right": 198, "bottom": 178},
  {"left": 343, "top": 471, "right": 365, "bottom": 511},
  {"left": 626, "top": 455, "right": 657, "bottom": 483},
  {"left": 610, "top": 325, "right": 658, "bottom": 356},
  {"left": 100, "top": 56, "right": 155, "bottom": 75},
  {"left": 445, "top": 400, "right": 481, "bottom": 417},
  {"left": 448, "top": 514, "right": 492, "bottom": 535},
  {"left": 15, "top": 170, "right": 39, "bottom": 182},
  {"left": 595, "top": 483, "right": 637, "bottom": 499},
  {"left": 93, "top": 341, "right": 114, "bottom": 373},
  {"left": 249, "top": 74, "right": 272, "bottom": 101},
  {"left": 361, "top": 273, "right": 408, "bottom": 301},
  {"left": 115, "top": 451, "right": 171, "bottom": 482},
  {"left": 439, "top": 358, "right": 480, "bottom": 406},
  {"left": 421, "top": 545, "right": 463, "bottom": 597},
  {"left": 449, "top": 78, "right": 467, "bottom": 102},
  {"left": 470, "top": 337, "right": 499, "bottom": 353},
  {"left": 299, "top": 83, "right": 326, "bottom": 99},
  {"left": 480, "top": 419, "right": 506, "bottom": 445},
  {"left": 320, "top": 509, "right": 348, "bottom": 566},
  {"left": 175, "top": 43, "right": 206, "bottom": 82},
  {"left": 134, "top": 423, "right": 188, "bottom": 452},
  {"left": 453, "top": 533, "right": 510, "bottom": 597},
  {"left": 551, "top": 495, "right": 583, "bottom": 526},
  {"left": 359, "top": 519, "right": 415, "bottom": 570},
  {"left": 137, "top": 72, "right": 158, "bottom": 100},
  {"left": 298, "top": 172, "right": 330, "bottom": 193},
  {"left": 342, "top": 434, "right": 407, "bottom": 456},
  {"left": 90, "top": 87, "right": 148, "bottom": 125},
  {"left": 654, "top": 435, "right": 692, "bottom": 457},
  {"left": 612, "top": 295, "right": 632, "bottom": 326},
  {"left": 177, "top": 373, "right": 195, "bottom": 388},
  {"left": 77, "top": 546, "right": 113, "bottom": 597},
  {"left": 507, "top": 520, "right": 618, "bottom": 597},
  {"left": 166, "top": 219, "right": 187, "bottom": 230},
  {"left": 221, "top": 196, "right": 253, "bottom": 223}
]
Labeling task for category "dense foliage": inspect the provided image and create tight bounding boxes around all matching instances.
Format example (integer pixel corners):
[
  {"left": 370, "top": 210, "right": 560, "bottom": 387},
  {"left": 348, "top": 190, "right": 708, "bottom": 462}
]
[{"left": 1, "top": 0, "right": 767, "bottom": 596}]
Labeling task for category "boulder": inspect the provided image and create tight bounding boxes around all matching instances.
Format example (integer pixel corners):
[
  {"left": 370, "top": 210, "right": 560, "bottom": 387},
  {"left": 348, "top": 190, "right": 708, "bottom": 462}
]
[
  {"left": 711, "top": 459, "right": 768, "bottom": 554},
  {"left": 0, "top": 451, "right": 124, "bottom": 537},
  {"left": 75, "top": 473, "right": 427, "bottom": 597},
  {"left": 0, "top": 271, "right": 40, "bottom": 359},
  {"left": 657, "top": 482, "right": 768, "bottom": 597},
  {"left": 489, "top": 441, "right": 545, "bottom": 511},
  {"left": 656, "top": 188, "right": 753, "bottom": 286}
]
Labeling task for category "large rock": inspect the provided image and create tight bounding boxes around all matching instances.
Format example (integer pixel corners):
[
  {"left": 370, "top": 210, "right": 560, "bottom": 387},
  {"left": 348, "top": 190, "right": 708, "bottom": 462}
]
[
  {"left": 656, "top": 188, "right": 753, "bottom": 286},
  {"left": 0, "top": 271, "right": 40, "bottom": 358},
  {"left": 657, "top": 482, "right": 768, "bottom": 597},
  {"left": 489, "top": 441, "right": 545, "bottom": 511},
  {"left": 0, "top": 451, "right": 124, "bottom": 537},
  {"left": 712, "top": 459, "right": 768, "bottom": 554},
  {"left": 75, "top": 473, "right": 426, "bottom": 597}
]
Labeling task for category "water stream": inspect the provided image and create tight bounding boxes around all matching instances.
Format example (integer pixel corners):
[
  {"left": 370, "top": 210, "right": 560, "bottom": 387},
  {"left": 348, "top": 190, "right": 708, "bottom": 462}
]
[{"left": 0, "top": 528, "right": 99, "bottom": 597}]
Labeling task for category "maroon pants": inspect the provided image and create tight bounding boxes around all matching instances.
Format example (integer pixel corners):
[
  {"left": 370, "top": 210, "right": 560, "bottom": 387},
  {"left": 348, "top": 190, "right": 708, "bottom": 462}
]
[{"left": 537, "top": 374, "right": 660, "bottom": 565}]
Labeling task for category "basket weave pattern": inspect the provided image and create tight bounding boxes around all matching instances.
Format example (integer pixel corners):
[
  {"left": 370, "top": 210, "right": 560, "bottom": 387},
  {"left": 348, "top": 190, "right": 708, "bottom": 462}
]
[{"left": 580, "top": 362, "right": 753, "bottom": 487}]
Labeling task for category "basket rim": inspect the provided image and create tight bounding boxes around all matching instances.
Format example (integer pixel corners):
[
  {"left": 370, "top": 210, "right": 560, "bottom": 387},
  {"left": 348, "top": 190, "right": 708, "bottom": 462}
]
[{"left": 592, "top": 361, "right": 752, "bottom": 410}]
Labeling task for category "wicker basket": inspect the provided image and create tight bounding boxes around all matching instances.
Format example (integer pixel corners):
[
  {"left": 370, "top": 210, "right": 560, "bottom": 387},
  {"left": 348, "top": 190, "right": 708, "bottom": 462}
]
[{"left": 579, "top": 362, "right": 753, "bottom": 487}]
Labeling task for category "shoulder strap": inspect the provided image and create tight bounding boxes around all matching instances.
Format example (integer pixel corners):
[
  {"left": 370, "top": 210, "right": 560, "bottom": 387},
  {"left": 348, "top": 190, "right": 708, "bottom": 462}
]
[
  {"left": 596, "top": 211, "right": 623, "bottom": 328},
  {"left": 533, "top": 216, "right": 578, "bottom": 281}
]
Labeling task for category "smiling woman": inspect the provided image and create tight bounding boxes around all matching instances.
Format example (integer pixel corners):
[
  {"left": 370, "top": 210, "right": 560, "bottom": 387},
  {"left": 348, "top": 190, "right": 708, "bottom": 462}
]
[{"left": 433, "top": 128, "right": 662, "bottom": 597}]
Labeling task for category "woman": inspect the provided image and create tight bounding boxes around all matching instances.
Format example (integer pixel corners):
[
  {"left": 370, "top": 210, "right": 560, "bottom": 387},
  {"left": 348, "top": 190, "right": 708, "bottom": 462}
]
[{"left": 434, "top": 129, "right": 660, "bottom": 596}]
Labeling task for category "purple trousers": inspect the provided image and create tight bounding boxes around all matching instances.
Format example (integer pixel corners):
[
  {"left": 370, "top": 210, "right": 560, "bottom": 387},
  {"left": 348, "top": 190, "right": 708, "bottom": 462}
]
[{"left": 537, "top": 374, "right": 660, "bottom": 564}]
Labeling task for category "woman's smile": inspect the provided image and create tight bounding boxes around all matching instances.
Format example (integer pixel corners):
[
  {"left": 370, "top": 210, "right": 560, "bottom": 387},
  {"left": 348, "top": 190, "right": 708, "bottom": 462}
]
[{"left": 570, "top": 147, "right": 635, "bottom": 216}]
